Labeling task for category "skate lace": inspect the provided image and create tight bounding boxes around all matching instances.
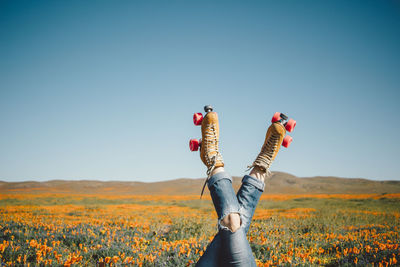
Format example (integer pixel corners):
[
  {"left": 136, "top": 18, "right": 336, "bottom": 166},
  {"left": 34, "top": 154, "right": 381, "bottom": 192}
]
[
  {"left": 200, "top": 123, "right": 223, "bottom": 198},
  {"left": 203, "top": 123, "right": 222, "bottom": 170},
  {"left": 248, "top": 132, "right": 281, "bottom": 176}
]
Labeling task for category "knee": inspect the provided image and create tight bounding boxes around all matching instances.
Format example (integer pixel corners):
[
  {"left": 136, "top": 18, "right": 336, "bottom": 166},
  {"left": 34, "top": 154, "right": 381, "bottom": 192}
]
[{"left": 221, "top": 213, "right": 241, "bottom": 232}]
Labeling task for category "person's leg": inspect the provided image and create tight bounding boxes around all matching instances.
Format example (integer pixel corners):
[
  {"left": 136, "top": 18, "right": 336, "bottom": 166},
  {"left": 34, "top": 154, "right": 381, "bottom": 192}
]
[
  {"left": 195, "top": 108, "right": 256, "bottom": 266},
  {"left": 197, "top": 117, "right": 289, "bottom": 265},
  {"left": 239, "top": 120, "right": 288, "bottom": 231},
  {"left": 195, "top": 232, "right": 221, "bottom": 266},
  {"left": 196, "top": 168, "right": 256, "bottom": 267},
  {"left": 196, "top": 167, "right": 267, "bottom": 266},
  {"left": 236, "top": 167, "right": 266, "bottom": 233}
]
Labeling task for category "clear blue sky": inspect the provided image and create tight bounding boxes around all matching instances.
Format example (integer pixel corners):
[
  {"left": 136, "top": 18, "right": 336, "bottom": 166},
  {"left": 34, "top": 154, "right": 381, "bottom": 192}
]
[{"left": 1, "top": 0, "right": 399, "bottom": 182}]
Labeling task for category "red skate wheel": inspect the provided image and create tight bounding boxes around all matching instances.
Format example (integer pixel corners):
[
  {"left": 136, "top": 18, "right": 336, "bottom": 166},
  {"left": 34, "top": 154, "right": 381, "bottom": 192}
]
[
  {"left": 272, "top": 112, "right": 281, "bottom": 123},
  {"left": 282, "top": 135, "right": 293, "bottom": 148},
  {"left": 189, "top": 139, "right": 200, "bottom": 151},
  {"left": 193, "top": 113, "right": 203, "bottom": 126},
  {"left": 285, "top": 119, "right": 296, "bottom": 132}
]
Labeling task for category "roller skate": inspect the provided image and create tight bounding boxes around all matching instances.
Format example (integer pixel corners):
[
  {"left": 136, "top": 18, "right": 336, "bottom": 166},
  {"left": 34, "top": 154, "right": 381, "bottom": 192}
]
[
  {"left": 248, "top": 112, "right": 296, "bottom": 175},
  {"left": 189, "top": 105, "right": 224, "bottom": 197}
]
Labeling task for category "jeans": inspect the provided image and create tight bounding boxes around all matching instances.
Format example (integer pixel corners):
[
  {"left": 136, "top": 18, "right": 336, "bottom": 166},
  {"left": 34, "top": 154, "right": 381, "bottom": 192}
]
[{"left": 196, "top": 171, "right": 265, "bottom": 267}]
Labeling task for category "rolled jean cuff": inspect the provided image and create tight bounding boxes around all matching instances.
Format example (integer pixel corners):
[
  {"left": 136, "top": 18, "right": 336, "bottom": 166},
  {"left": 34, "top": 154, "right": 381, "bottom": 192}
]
[
  {"left": 242, "top": 175, "right": 265, "bottom": 192},
  {"left": 207, "top": 171, "right": 232, "bottom": 189}
]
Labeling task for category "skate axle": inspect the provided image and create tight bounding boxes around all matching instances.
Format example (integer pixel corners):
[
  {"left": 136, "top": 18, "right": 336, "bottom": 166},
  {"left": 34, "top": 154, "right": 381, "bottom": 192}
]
[
  {"left": 280, "top": 113, "right": 288, "bottom": 121},
  {"left": 272, "top": 112, "right": 296, "bottom": 133},
  {"left": 270, "top": 112, "right": 297, "bottom": 148}
]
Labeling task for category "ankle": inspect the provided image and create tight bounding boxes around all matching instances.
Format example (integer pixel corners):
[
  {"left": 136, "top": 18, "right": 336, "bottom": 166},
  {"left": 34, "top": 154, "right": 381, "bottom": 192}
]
[
  {"left": 249, "top": 166, "right": 267, "bottom": 182},
  {"left": 211, "top": 167, "right": 225, "bottom": 176}
]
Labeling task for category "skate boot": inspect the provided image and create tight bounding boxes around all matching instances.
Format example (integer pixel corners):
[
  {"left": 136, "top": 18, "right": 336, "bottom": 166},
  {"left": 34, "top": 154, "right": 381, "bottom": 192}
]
[
  {"left": 248, "top": 112, "right": 296, "bottom": 176},
  {"left": 190, "top": 105, "right": 225, "bottom": 198},
  {"left": 200, "top": 109, "right": 224, "bottom": 176}
]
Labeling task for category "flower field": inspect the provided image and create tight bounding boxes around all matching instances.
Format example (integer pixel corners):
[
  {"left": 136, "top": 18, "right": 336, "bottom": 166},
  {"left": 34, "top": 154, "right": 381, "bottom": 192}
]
[{"left": 0, "top": 193, "right": 399, "bottom": 266}]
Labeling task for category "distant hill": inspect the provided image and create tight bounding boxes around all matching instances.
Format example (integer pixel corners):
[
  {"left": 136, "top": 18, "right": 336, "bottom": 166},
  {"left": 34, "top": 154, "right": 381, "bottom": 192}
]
[{"left": 1, "top": 172, "right": 400, "bottom": 195}]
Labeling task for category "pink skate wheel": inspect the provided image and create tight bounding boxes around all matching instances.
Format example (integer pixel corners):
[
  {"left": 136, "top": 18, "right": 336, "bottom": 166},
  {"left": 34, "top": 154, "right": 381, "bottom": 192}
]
[
  {"left": 193, "top": 113, "right": 203, "bottom": 126},
  {"left": 282, "top": 135, "right": 293, "bottom": 148},
  {"left": 272, "top": 112, "right": 281, "bottom": 123},
  {"left": 285, "top": 119, "right": 296, "bottom": 132},
  {"left": 189, "top": 139, "right": 200, "bottom": 151}
]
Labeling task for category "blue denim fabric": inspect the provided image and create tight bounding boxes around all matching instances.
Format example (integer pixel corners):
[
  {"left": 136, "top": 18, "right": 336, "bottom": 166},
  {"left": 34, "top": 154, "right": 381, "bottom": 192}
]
[
  {"left": 237, "top": 175, "right": 265, "bottom": 233},
  {"left": 196, "top": 172, "right": 265, "bottom": 267}
]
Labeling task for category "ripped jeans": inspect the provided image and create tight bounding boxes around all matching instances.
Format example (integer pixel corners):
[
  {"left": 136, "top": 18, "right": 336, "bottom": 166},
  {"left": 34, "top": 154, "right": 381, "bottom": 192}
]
[{"left": 196, "top": 171, "right": 265, "bottom": 267}]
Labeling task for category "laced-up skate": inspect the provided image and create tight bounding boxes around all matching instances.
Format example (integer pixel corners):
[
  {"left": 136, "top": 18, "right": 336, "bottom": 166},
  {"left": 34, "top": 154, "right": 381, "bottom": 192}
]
[
  {"left": 189, "top": 105, "right": 224, "bottom": 197},
  {"left": 248, "top": 112, "right": 296, "bottom": 176}
]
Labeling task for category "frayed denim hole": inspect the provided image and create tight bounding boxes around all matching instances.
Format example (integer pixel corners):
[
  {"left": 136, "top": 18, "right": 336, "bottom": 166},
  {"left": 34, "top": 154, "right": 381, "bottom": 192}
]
[{"left": 218, "top": 210, "right": 243, "bottom": 233}]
